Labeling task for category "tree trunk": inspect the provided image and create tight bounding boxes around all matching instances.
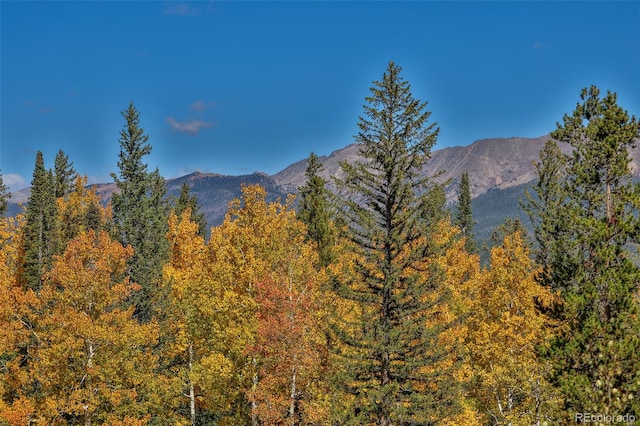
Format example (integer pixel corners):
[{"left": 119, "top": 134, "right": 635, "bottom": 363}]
[
  {"left": 289, "top": 363, "right": 297, "bottom": 426},
  {"left": 189, "top": 343, "right": 196, "bottom": 426},
  {"left": 251, "top": 357, "right": 259, "bottom": 426},
  {"left": 84, "top": 340, "right": 95, "bottom": 426}
]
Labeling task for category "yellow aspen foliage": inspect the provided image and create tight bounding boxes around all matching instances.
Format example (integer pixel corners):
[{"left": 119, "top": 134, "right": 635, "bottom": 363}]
[
  {"left": 205, "top": 185, "right": 330, "bottom": 424},
  {"left": 0, "top": 214, "right": 29, "bottom": 353},
  {"left": 436, "top": 225, "right": 484, "bottom": 426},
  {"left": 464, "top": 231, "right": 561, "bottom": 425},
  {"left": 0, "top": 214, "right": 39, "bottom": 425},
  {"left": 162, "top": 208, "right": 240, "bottom": 424},
  {"left": 26, "top": 230, "right": 160, "bottom": 425},
  {"left": 56, "top": 174, "right": 111, "bottom": 242}
]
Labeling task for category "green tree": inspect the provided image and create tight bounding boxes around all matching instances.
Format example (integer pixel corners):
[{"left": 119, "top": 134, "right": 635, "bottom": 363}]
[
  {"left": 532, "top": 86, "right": 640, "bottom": 417},
  {"left": 489, "top": 217, "right": 529, "bottom": 246},
  {"left": 174, "top": 181, "right": 207, "bottom": 237},
  {"left": 53, "top": 149, "right": 76, "bottom": 198},
  {"left": 330, "top": 62, "right": 459, "bottom": 425},
  {"left": 0, "top": 172, "right": 10, "bottom": 217},
  {"left": 111, "top": 102, "right": 170, "bottom": 322},
  {"left": 22, "top": 151, "right": 58, "bottom": 291},
  {"left": 522, "top": 139, "right": 569, "bottom": 291},
  {"left": 297, "top": 152, "right": 334, "bottom": 268},
  {"left": 454, "top": 172, "right": 477, "bottom": 253}
]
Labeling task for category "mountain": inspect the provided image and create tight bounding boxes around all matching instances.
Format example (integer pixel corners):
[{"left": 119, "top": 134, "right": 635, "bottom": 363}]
[
  {"left": 5, "top": 172, "right": 290, "bottom": 229},
  {"left": 6, "top": 135, "right": 640, "bottom": 231},
  {"left": 273, "top": 135, "right": 568, "bottom": 201},
  {"left": 165, "top": 172, "right": 289, "bottom": 227},
  {"left": 274, "top": 135, "right": 640, "bottom": 201}
]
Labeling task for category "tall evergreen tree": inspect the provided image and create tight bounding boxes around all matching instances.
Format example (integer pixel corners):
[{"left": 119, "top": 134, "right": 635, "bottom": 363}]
[
  {"left": 111, "top": 102, "right": 169, "bottom": 322},
  {"left": 297, "top": 152, "right": 334, "bottom": 268},
  {"left": 174, "top": 181, "right": 207, "bottom": 237},
  {"left": 330, "top": 62, "right": 458, "bottom": 424},
  {"left": 22, "top": 151, "right": 58, "bottom": 291},
  {"left": 0, "top": 171, "right": 10, "bottom": 217},
  {"left": 522, "top": 138, "right": 570, "bottom": 290},
  {"left": 454, "top": 172, "right": 477, "bottom": 253},
  {"left": 529, "top": 86, "right": 640, "bottom": 415},
  {"left": 53, "top": 149, "right": 76, "bottom": 198}
]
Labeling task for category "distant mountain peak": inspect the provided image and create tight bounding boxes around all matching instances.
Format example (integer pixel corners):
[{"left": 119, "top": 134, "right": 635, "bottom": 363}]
[
  {"left": 6, "top": 134, "right": 640, "bottom": 229},
  {"left": 271, "top": 134, "right": 640, "bottom": 201}
]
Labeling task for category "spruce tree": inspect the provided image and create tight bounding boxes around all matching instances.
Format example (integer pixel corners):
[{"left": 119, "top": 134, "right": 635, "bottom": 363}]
[
  {"left": 529, "top": 86, "right": 640, "bottom": 415},
  {"left": 174, "top": 181, "right": 207, "bottom": 237},
  {"left": 522, "top": 138, "right": 570, "bottom": 290},
  {"left": 53, "top": 149, "right": 76, "bottom": 198},
  {"left": 23, "top": 151, "right": 58, "bottom": 291},
  {"left": 84, "top": 199, "right": 103, "bottom": 232},
  {"left": 0, "top": 171, "right": 10, "bottom": 217},
  {"left": 111, "top": 102, "right": 169, "bottom": 322},
  {"left": 297, "top": 152, "right": 334, "bottom": 267},
  {"left": 331, "top": 62, "right": 458, "bottom": 424},
  {"left": 454, "top": 171, "right": 477, "bottom": 253},
  {"left": 489, "top": 216, "right": 529, "bottom": 246}
]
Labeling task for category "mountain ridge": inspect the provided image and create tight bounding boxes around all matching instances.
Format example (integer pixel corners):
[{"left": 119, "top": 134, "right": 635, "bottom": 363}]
[{"left": 7, "top": 135, "right": 640, "bottom": 227}]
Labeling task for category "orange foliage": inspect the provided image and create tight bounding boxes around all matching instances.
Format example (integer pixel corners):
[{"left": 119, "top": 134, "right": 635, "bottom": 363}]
[
  {"left": 208, "top": 185, "right": 330, "bottom": 424},
  {"left": 250, "top": 225, "right": 328, "bottom": 425}
]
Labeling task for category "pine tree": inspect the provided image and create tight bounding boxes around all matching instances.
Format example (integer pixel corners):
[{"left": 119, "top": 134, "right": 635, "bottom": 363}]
[
  {"left": 22, "top": 151, "right": 58, "bottom": 291},
  {"left": 297, "top": 152, "right": 334, "bottom": 267},
  {"left": 174, "top": 181, "right": 207, "bottom": 237},
  {"left": 0, "top": 172, "right": 10, "bottom": 217},
  {"left": 53, "top": 149, "right": 76, "bottom": 198},
  {"left": 531, "top": 86, "right": 640, "bottom": 415},
  {"left": 111, "top": 102, "right": 169, "bottom": 322},
  {"left": 454, "top": 172, "right": 477, "bottom": 253},
  {"left": 522, "top": 139, "right": 569, "bottom": 290},
  {"left": 330, "top": 62, "right": 459, "bottom": 424},
  {"left": 489, "top": 217, "right": 529, "bottom": 246}
]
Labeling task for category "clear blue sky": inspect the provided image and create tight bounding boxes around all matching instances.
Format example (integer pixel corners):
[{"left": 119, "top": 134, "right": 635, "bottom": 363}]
[{"left": 2, "top": 1, "right": 639, "bottom": 191}]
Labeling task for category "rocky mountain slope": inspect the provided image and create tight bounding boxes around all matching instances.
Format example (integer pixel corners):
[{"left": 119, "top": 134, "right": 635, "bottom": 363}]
[
  {"left": 7, "top": 135, "right": 640, "bottom": 229},
  {"left": 273, "top": 135, "right": 563, "bottom": 200},
  {"left": 273, "top": 135, "right": 640, "bottom": 201}
]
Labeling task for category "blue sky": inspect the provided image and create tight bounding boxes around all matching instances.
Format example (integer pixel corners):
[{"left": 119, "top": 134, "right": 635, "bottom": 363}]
[{"left": 2, "top": 1, "right": 639, "bottom": 191}]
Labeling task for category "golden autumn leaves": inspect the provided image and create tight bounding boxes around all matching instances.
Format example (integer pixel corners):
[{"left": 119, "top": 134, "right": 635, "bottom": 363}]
[
  {"left": 0, "top": 184, "right": 158, "bottom": 425},
  {"left": 0, "top": 183, "right": 559, "bottom": 424},
  {"left": 163, "top": 186, "right": 330, "bottom": 424}
]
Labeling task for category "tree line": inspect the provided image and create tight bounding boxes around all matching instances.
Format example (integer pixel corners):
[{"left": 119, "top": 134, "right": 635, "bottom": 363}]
[{"left": 0, "top": 62, "right": 639, "bottom": 425}]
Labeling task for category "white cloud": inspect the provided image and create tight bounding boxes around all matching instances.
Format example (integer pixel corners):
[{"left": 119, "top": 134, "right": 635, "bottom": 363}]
[
  {"left": 166, "top": 117, "right": 215, "bottom": 135},
  {"left": 164, "top": 2, "right": 200, "bottom": 16},
  {"left": 189, "top": 100, "right": 216, "bottom": 111},
  {"left": 2, "top": 173, "right": 27, "bottom": 192}
]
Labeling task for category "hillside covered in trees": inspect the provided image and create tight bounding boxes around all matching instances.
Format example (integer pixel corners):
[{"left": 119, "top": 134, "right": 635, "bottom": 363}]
[{"left": 1, "top": 63, "right": 639, "bottom": 425}]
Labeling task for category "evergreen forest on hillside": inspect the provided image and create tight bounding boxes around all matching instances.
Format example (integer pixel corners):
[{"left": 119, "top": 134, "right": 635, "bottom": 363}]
[{"left": 1, "top": 62, "right": 639, "bottom": 425}]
